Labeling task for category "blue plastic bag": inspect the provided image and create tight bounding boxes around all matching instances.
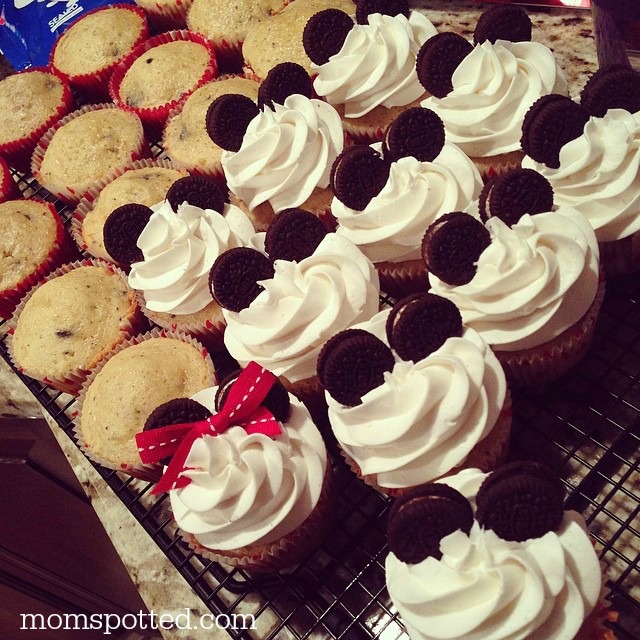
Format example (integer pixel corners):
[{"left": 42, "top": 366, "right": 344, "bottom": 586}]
[{"left": 0, "top": 0, "right": 136, "bottom": 71}]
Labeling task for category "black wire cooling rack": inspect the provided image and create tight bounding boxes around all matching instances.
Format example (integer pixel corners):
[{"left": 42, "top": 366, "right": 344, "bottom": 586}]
[{"left": 2, "top": 167, "right": 639, "bottom": 640}]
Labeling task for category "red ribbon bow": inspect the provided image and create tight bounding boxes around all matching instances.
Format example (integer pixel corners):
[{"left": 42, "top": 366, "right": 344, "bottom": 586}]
[{"left": 135, "top": 361, "right": 283, "bottom": 495}]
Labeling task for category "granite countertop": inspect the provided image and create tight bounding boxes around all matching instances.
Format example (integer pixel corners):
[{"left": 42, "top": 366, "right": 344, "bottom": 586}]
[{"left": 1, "top": 3, "right": 598, "bottom": 639}]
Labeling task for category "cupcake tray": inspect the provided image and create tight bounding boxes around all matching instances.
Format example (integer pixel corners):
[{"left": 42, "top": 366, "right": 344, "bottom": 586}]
[{"left": 2, "top": 165, "right": 640, "bottom": 640}]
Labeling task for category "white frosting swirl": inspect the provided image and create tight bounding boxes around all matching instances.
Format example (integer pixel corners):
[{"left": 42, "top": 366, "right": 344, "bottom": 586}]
[
  {"left": 429, "top": 208, "right": 600, "bottom": 352},
  {"left": 327, "top": 310, "right": 506, "bottom": 489},
  {"left": 169, "top": 388, "right": 327, "bottom": 550},
  {"left": 333, "top": 142, "right": 482, "bottom": 263},
  {"left": 522, "top": 109, "right": 640, "bottom": 242},
  {"left": 223, "top": 233, "right": 380, "bottom": 383},
  {"left": 312, "top": 12, "right": 437, "bottom": 118},
  {"left": 386, "top": 468, "right": 602, "bottom": 640},
  {"left": 421, "top": 40, "right": 568, "bottom": 158},
  {"left": 128, "top": 200, "right": 255, "bottom": 315},
  {"left": 221, "top": 94, "right": 344, "bottom": 212}
]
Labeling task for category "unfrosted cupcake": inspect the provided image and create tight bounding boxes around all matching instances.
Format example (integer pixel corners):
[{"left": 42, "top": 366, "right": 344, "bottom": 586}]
[
  {"left": 109, "top": 30, "right": 218, "bottom": 137},
  {"left": 71, "top": 159, "right": 188, "bottom": 261},
  {"left": 137, "top": 363, "right": 333, "bottom": 571},
  {"left": 331, "top": 107, "right": 483, "bottom": 295},
  {"left": 162, "top": 75, "right": 259, "bottom": 180},
  {"left": 0, "top": 66, "right": 74, "bottom": 172},
  {"left": 318, "top": 295, "right": 511, "bottom": 497},
  {"left": 7, "top": 260, "right": 146, "bottom": 395},
  {"left": 134, "top": 0, "right": 193, "bottom": 31},
  {"left": 521, "top": 67, "right": 640, "bottom": 276},
  {"left": 305, "top": 2, "right": 437, "bottom": 142},
  {"left": 31, "top": 103, "right": 148, "bottom": 203},
  {"left": 0, "top": 198, "right": 77, "bottom": 319},
  {"left": 418, "top": 6, "right": 567, "bottom": 179},
  {"left": 386, "top": 464, "right": 616, "bottom": 640},
  {"left": 74, "top": 328, "right": 216, "bottom": 479},
  {"left": 49, "top": 4, "right": 149, "bottom": 101},
  {"left": 424, "top": 170, "right": 604, "bottom": 387}
]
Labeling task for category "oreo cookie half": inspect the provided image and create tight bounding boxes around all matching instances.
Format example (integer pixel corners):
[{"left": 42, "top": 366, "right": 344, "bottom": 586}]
[
  {"left": 144, "top": 398, "right": 212, "bottom": 465},
  {"left": 386, "top": 293, "right": 463, "bottom": 363},
  {"left": 330, "top": 145, "right": 391, "bottom": 210},
  {"left": 476, "top": 461, "right": 565, "bottom": 542},
  {"left": 474, "top": 4, "right": 532, "bottom": 45},
  {"left": 209, "top": 247, "right": 275, "bottom": 312},
  {"left": 416, "top": 32, "right": 473, "bottom": 98},
  {"left": 520, "top": 94, "right": 590, "bottom": 169},
  {"left": 580, "top": 63, "right": 640, "bottom": 117},
  {"left": 166, "top": 175, "right": 226, "bottom": 213},
  {"left": 303, "top": 9, "right": 354, "bottom": 65},
  {"left": 103, "top": 203, "right": 154, "bottom": 266},
  {"left": 479, "top": 168, "right": 554, "bottom": 226},
  {"left": 214, "top": 368, "right": 291, "bottom": 423},
  {"left": 206, "top": 94, "right": 259, "bottom": 152},
  {"left": 264, "top": 208, "right": 328, "bottom": 262},
  {"left": 421, "top": 212, "right": 491, "bottom": 286},
  {"left": 387, "top": 483, "right": 474, "bottom": 564},
  {"left": 317, "top": 329, "right": 395, "bottom": 406},
  {"left": 257, "top": 62, "right": 313, "bottom": 110},
  {"left": 355, "top": 0, "right": 409, "bottom": 24},
  {"left": 382, "top": 107, "right": 446, "bottom": 163}
]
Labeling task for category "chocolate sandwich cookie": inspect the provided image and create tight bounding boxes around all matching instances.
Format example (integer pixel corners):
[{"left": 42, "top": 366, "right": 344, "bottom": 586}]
[
  {"left": 166, "top": 175, "right": 226, "bottom": 213},
  {"left": 580, "top": 63, "right": 640, "bottom": 117},
  {"left": 257, "top": 62, "right": 313, "bottom": 110},
  {"left": 474, "top": 4, "right": 532, "bottom": 44},
  {"left": 205, "top": 93, "right": 259, "bottom": 152},
  {"left": 355, "top": 0, "right": 409, "bottom": 24},
  {"left": 520, "top": 94, "right": 590, "bottom": 169},
  {"left": 103, "top": 203, "right": 154, "bottom": 266},
  {"left": 303, "top": 9, "right": 354, "bottom": 65},
  {"left": 330, "top": 145, "right": 391, "bottom": 210},
  {"left": 209, "top": 247, "right": 275, "bottom": 312},
  {"left": 215, "top": 368, "right": 291, "bottom": 423},
  {"left": 382, "top": 107, "right": 445, "bottom": 163},
  {"left": 387, "top": 483, "right": 474, "bottom": 563},
  {"left": 416, "top": 32, "right": 473, "bottom": 98},
  {"left": 317, "top": 328, "right": 395, "bottom": 406},
  {"left": 144, "top": 398, "right": 212, "bottom": 465},
  {"left": 476, "top": 461, "right": 565, "bottom": 542},
  {"left": 386, "top": 292, "right": 463, "bottom": 363},
  {"left": 264, "top": 208, "right": 328, "bottom": 262},
  {"left": 479, "top": 168, "right": 554, "bottom": 225},
  {"left": 421, "top": 212, "right": 491, "bottom": 286}
]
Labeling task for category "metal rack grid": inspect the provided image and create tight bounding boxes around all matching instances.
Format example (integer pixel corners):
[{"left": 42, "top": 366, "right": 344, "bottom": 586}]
[{"left": 2, "top": 168, "right": 639, "bottom": 640}]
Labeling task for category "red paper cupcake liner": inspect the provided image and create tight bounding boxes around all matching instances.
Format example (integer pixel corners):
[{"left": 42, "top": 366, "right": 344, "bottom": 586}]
[
  {"left": 0, "top": 67, "right": 75, "bottom": 173},
  {"left": 31, "top": 103, "right": 149, "bottom": 204},
  {"left": 0, "top": 157, "right": 18, "bottom": 203},
  {"left": 137, "top": 0, "right": 194, "bottom": 31},
  {"left": 109, "top": 30, "right": 219, "bottom": 140},
  {"left": 49, "top": 4, "right": 149, "bottom": 103}
]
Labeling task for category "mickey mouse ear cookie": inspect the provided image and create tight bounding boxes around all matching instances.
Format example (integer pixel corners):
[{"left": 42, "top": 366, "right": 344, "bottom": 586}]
[
  {"left": 317, "top": 329, "right": 395, "bottom": 406},
  {"left": 303, "top": 9, "right": 354, "bottom": 65},
  {"left": 473, "top": 4, "right": 532, "bottom": 45},
  {"left": 416, "top": 32, "right": 473, "bottom": 98},
  {"left": 103, "top": 203, "right": 154, "bottom": 265},
  {"left": 422, "top": 212, "right": 491, "bottom": 286},
  {"left": 476, "top": 461, "right": 565, "bottom": 542},
  {"left": 264, "top": 208, "right": 328, "bottom": 263},
  {"left": 382, "top": 107, "right": 445, "bottom": 163},
  {"left": 386, "top": 293, "right": 463, "bottom": 363},
  {"left": 479, "top": 168, "right": 554, "bottom": 225},
  {"left": 166, "top": 175, "right": 226, "bottom": 213},
  {"left": 330, "top": 145, "right": 391, "bottom": 210},
  {"left": 209, "top": 247, "right": 275, "bottom": 312},
  {"left": 387, "top": 483, "right": 474, "bottom": 563},
  {"left": 580, "top": 63, "right": 640, "bottom": 117},
  {"left": 257, "top": 62, "right": 313, "bottom": 110},
  {"left": 206, "top": 93, "right": 260, "bottom": 152},
  {"left": 355, "top": 0, "right": 409, "bottom": 24},
  {"left": 520, "top": 94, "right": 590, "bottom": 169}
]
